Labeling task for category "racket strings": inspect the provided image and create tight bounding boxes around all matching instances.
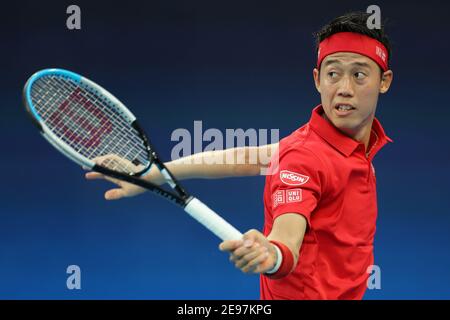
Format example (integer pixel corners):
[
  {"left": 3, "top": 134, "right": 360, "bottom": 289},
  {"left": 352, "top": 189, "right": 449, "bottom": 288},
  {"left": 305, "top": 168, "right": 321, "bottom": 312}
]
[
  {"left": 75, "top": 85, "right": 151, "bottom": 171},
  {"left": 31, "top": 76, "right": 150, "bottom": 174},
  {"left": 47, "top": 78, "right": 149, "bottom": 174},
  {"left": 35, "top": 77, "right": 137, "bottom": 145}
]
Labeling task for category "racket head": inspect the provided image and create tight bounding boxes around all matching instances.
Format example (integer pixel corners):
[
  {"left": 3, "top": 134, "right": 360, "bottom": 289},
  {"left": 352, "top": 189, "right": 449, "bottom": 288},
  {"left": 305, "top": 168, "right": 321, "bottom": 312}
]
[{"left": 23, "top": 68, "right": 153, "bottom": 176}]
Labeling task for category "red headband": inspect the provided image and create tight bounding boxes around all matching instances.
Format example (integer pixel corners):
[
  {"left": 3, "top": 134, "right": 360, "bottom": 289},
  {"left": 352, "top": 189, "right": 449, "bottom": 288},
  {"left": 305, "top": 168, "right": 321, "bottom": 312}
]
[{"left": 317, "top": 32, "right": 388, "bottom": 71}]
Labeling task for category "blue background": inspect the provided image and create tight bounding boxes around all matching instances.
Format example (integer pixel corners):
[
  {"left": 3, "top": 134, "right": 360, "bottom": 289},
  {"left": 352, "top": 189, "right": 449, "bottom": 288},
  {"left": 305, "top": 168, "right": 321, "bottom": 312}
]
[{"left": 1, "top": 0, "right": 450, "bottom": 299}]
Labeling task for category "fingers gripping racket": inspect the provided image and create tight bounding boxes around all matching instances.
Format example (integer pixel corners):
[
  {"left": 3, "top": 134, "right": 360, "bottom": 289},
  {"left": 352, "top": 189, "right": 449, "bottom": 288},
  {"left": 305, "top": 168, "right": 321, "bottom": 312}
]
[{"left": 23, "top": 68, "right": 242, "bottom": 241}]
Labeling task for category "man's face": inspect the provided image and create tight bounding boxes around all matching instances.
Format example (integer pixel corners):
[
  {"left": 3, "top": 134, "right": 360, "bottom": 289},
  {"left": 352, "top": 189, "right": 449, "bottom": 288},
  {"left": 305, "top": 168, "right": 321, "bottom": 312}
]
[{"left": 313, "top": 52, "right": 393, "bottom": 139}]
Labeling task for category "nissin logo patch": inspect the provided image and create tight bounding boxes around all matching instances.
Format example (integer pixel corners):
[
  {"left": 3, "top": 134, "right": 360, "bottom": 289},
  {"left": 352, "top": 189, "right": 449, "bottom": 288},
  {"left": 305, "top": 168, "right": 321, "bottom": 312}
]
[{"left": 279, "top": 170, "right": 309, "bottom": 186}]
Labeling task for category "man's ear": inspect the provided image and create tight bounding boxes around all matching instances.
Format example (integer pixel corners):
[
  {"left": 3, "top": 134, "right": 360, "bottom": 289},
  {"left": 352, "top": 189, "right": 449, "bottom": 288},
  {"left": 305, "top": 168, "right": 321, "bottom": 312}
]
[
  {"left": 380, "top": 70, "right": 393, "bottom": 94},
  {"left": 313, "top": 68, "right": 321, "bottom": 93}
]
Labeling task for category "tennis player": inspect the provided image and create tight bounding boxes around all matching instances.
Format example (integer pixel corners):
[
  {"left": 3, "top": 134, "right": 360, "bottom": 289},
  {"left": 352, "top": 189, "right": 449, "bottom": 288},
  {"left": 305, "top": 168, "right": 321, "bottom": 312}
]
[{"left": 86, "top": 11, "right": 393, "bottom": 300}]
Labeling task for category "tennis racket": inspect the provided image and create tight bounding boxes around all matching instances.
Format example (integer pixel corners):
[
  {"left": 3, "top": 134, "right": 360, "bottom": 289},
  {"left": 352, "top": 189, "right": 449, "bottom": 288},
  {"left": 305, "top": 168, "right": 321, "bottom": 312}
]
[{"left": 23, "top": 68, "right": 243, "bottom": 241}]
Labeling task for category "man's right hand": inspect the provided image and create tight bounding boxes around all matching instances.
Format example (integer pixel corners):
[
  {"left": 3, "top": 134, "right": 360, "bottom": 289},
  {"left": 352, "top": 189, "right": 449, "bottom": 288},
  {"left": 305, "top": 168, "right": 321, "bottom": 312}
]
[
  {"left": 85, "top": 171, "right": 147, "bottom": 200},
  {"left": 84, "top": 154, "right": 161, "bottom": 200}
]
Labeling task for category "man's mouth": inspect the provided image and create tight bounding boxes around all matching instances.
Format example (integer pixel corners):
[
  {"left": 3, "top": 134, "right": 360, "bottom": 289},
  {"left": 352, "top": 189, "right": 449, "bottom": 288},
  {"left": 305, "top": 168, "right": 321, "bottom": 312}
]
[
  {"left": 334, "top": 103, "right": 356, "bottom": 116},
  {"left": 335, "top": 103, "right": 356, "bottom": 111}
]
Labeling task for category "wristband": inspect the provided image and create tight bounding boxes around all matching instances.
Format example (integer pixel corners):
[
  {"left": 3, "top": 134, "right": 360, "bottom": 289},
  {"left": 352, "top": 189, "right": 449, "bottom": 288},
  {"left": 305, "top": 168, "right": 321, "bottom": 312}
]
[
  {"left": 265, "top": 243, "right": 282, "bottom": 274},
  {"left": 264, "top": 240, "right": 295, "bottom": 279}
]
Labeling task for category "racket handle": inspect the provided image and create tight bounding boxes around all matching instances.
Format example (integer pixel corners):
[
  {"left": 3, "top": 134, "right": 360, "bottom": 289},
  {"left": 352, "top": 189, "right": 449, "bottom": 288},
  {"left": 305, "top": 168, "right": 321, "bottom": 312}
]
[{"left": 184, "top": 197, "right": 243, "bottom": 241}]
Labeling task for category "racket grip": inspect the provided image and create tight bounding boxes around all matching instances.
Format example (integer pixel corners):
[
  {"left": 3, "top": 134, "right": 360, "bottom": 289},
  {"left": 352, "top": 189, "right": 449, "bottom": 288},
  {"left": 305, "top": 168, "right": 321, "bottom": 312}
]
[{"left": 184, "top": 197, "right": 243, "bottom": 241}]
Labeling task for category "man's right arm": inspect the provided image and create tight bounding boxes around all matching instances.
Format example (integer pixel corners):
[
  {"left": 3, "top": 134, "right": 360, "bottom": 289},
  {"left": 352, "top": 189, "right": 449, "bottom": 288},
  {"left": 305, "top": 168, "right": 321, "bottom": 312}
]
[{"left": 85, "top": 144, "right": 279, "bottom": 200}]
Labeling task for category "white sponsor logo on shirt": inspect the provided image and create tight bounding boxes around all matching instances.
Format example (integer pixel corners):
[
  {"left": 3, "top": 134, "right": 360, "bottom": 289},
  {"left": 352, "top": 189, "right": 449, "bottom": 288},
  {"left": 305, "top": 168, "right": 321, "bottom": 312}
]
[
  {"left": 286, "top": 189, "right": 302, "bottom": 203},
  {"left": 279, "top": 170, "right": 310, "bottom": 186},
  {"left": 273, "top": 190, "right": 285, "bottom": 208}
]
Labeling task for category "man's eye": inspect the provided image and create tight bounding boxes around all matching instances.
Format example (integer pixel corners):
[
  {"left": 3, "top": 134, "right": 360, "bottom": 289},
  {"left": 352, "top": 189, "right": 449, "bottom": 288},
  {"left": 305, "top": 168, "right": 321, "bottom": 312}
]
[
  {"left": 355, "top": 72, "right": 366, "bottom": 79},
  {"left": 328, "top": 72, "right": 338, "bottom": 78}
]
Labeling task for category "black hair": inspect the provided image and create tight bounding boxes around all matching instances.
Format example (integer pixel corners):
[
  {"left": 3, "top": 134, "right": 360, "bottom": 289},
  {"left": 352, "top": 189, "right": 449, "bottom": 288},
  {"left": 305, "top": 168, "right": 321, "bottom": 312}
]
[{"left": 314, "top": 11, "right": 392, "bottom": 69}]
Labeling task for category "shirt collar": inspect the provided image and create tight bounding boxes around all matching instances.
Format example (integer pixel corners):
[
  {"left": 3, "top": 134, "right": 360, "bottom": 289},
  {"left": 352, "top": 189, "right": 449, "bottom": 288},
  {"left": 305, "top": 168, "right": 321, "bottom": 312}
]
[{"left": 308, "top": 105, "right": 393, "bottom": 159}]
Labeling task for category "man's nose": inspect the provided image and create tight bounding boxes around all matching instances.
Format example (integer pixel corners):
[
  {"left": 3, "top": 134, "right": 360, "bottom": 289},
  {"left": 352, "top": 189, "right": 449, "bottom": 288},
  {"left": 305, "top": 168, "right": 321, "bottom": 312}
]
[{"left": 336, "top": 75, "right": 354, "bottom": 97}]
